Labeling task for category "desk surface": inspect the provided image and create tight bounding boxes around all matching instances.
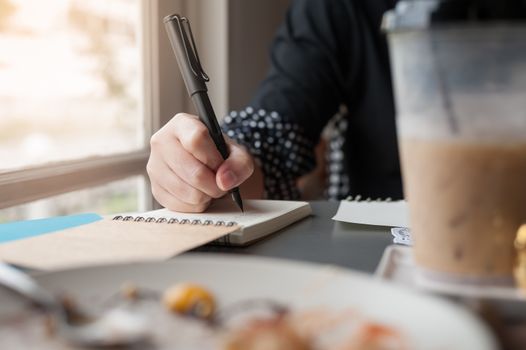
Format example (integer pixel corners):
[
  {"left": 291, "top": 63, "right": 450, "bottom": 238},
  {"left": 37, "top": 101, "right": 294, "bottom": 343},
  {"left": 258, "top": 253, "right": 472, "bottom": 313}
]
[{"left": 192, "top": 201, "right": 393, "bottom": 274}]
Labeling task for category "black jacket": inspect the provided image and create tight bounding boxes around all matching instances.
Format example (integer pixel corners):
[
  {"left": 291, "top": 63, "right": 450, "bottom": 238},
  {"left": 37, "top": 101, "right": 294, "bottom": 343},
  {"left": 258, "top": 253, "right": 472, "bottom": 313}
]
[{"left": 251, "top": 0, "right": 403, "bottom": 199}]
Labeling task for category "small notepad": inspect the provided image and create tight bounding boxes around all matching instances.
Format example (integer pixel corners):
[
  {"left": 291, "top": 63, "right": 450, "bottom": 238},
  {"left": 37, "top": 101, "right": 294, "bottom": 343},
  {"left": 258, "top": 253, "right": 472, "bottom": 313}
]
[
  {"left": 0, "top": 199, "right": 311, "bottom": 270},
  {"left": 332, "top": 199, "right": 410, "bottom": 227},
  {"left": 129, "top": 198, "right": 312, "bottom": 245}
]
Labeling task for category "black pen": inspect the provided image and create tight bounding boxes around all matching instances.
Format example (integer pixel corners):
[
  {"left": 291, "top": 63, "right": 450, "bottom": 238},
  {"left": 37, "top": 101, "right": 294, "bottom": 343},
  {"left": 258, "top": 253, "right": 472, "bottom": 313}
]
[{"left": 164, "top": 14, "right": 244, "bottom": 212}]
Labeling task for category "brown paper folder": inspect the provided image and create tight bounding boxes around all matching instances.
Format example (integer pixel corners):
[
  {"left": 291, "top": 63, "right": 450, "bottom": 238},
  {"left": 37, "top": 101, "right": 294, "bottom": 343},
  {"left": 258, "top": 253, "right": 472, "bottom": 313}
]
[{"left": 0, "top": 219, "right": 236, "bottom": 270}]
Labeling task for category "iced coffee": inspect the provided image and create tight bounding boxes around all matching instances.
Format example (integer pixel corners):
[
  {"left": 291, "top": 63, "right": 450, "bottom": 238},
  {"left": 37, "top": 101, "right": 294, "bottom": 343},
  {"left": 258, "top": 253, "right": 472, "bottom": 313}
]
[
  {"left": 383, "top": 8, "right": 526, "bottom": 284},
  {"left": 401, "top": 138, "right": 526, "bottom": 283}
]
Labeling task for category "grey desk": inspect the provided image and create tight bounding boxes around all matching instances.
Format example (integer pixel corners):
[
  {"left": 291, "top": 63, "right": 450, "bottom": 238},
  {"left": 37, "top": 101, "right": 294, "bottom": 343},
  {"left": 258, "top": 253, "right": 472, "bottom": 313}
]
[{"left": 193, "top": 201, "right": 393, "bottom": 274}]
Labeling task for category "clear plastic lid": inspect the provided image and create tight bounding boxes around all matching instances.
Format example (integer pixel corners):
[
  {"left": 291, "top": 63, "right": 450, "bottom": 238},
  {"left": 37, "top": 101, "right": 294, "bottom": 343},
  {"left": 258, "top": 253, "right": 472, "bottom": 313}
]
[{"left": 383, "top": 0, "right": 526, "bottom": 31}]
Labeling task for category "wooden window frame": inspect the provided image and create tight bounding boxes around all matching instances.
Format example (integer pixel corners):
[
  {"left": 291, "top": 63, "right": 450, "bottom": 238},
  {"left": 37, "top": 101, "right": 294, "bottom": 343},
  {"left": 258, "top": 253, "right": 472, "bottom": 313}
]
[{"left": 0, "top": 0, "right": 187, "bottom": 211}]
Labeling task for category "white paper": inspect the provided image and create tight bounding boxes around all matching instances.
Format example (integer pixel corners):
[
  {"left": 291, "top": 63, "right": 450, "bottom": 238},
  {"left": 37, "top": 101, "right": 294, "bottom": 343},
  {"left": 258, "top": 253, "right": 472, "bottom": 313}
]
[{"left": 332, "top": 200, "right": 410, "bottom": 227}]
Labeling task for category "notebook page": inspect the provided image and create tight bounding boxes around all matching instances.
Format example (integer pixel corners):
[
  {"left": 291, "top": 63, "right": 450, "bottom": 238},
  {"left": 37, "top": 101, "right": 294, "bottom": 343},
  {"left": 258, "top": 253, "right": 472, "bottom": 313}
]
[{"left": 121, "top": 198, "right": 309, "bottom": 229}]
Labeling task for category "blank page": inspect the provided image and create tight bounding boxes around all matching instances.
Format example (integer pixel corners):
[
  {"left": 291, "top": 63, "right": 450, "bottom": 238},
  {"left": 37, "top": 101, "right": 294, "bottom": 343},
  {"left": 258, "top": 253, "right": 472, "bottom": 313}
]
[
  {"left": 137, "top": 198, "right": 310, "bottom": 228},
  {"left": 126, "top": 199, "right": 312, "bottom": 244}
]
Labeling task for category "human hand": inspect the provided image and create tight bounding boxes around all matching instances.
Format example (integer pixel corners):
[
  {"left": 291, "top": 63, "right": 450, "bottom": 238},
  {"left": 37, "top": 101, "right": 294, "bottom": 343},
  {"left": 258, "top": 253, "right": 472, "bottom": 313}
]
[{"left": 147, "top": 113, "right": 254, "bottom": 213}]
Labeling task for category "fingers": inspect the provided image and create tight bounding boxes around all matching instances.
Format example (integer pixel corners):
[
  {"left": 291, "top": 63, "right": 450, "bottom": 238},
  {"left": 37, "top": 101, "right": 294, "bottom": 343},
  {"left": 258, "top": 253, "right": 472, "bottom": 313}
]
[
  {"left": 147, "top": 152, "right": 212, "bottom": 206},
  {"left": 150, "top": 179, "right": 211, "bottom": 213},
  {"left": 216, "top": 139, "right": 255, "bottom": 191},
  {"left": 165, "top": 137, "right": 225, "bottom": 199},
  {"left": 147, "top": 112, "right": 254, "bottom": 213},
  {"left": 172, "top": 114, "right": 224, "bottom": 171},
  {"left": 150, "top": 114, "right": 225, "bottom": 199},
  {"left": 148, "top": 113, "right": 227, "bottom": 213}
]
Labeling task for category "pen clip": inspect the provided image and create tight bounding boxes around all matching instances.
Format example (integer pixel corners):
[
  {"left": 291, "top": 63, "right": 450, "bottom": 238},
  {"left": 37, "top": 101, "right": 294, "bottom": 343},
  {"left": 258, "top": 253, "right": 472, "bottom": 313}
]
[{"left": 178, "top": 16, "right": 209, "bottom": 82}]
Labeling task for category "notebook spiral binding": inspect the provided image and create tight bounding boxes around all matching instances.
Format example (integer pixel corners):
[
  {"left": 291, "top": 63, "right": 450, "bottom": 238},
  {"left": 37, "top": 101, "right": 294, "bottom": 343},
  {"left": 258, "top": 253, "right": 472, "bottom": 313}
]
[
  {"left": 111, "top": 215, "right": 238, "bottom": 227},
  {"left": 345, "top": 195, "right": 393, "bottom": 202}
]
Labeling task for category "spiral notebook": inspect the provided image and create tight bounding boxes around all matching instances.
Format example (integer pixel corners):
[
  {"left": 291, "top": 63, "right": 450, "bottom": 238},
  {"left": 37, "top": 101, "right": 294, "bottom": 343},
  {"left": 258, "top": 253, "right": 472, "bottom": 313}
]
[
  {"left": 0, "top": 199, "right": 311, "bottom": 270},
  {"left": 126, "top": 198, "right": 312, "bottom": 246}
]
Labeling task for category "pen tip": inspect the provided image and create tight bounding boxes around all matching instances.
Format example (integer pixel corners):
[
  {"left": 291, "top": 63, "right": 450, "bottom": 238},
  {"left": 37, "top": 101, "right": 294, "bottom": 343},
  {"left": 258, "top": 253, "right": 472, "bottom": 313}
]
[{"left": 231, "top": 189, "right": 244, "bottom": 213}]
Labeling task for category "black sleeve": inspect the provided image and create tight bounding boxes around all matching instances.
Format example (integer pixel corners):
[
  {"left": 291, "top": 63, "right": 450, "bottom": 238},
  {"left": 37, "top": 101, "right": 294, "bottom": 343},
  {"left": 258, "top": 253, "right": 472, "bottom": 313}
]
[
  {"left": 250, "top": 0, "right": 354, "bottom": 143},
  {"left": 222, "top": 0, "right": 357, "bottom": 200}
]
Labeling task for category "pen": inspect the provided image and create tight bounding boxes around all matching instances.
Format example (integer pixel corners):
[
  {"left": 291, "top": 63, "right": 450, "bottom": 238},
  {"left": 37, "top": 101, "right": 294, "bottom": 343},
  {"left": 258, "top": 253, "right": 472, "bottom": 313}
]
[{"left": 164, "top": 14, "right": 244, "bottom": 212}]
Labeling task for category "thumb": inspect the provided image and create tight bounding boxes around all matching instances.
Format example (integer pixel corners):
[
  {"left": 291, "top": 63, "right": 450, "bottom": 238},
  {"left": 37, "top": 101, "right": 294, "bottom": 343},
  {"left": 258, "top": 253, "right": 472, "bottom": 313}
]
[{"left": 216, "top": 142, "right": 254, "bottom": 191}]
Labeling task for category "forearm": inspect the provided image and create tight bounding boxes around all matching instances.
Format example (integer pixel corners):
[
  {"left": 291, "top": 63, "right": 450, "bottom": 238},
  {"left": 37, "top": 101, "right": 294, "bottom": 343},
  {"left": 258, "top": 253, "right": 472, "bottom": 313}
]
[{"left": 222, "top": 107, "right": 316, "bottom": 200}]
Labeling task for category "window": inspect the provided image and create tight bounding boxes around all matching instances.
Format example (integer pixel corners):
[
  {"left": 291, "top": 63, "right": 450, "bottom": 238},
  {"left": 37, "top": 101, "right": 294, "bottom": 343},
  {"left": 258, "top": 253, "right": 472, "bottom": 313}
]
[
  {"left": 0, "top": 0, "right": 144, "bottom": 170},
  {"left": 0, "top": 0, "right": 167, "bottom": 219},
  {"left": 0, "top": 0, "right": 278, "bottom": 219}
]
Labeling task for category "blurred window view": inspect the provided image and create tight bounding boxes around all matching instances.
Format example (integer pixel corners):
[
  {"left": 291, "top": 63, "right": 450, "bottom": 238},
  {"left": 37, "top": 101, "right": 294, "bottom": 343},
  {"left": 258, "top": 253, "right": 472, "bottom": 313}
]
[
  {"left": 0, "top": 176, "right": 145, "bottom": 223},
  {"left": 0, "top": 0, "right": 144, "bottom": 171},
  {"left": 0, "top": 0, "right": 148, "bottom": 220}
]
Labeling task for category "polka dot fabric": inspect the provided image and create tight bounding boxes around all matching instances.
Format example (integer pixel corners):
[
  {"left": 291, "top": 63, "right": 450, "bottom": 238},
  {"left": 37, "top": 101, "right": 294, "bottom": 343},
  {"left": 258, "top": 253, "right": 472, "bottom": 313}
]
[
  {"left": 325, "top": 110, "right": 350, "bottom": 201},
  {"left": 222, "top": 107, "right": 316, "bottom": 200}
]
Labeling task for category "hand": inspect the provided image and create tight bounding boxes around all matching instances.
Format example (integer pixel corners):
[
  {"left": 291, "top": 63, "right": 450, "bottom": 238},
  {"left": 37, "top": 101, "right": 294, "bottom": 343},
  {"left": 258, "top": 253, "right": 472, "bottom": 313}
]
[{"left": 147, "top": 113, "right": 255, "bottom": 213}]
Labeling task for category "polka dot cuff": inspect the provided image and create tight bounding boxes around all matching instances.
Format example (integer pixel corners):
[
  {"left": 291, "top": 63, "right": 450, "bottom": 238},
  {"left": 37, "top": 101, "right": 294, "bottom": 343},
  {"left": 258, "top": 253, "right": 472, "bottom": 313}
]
[{"left": 221, "top": 107, "right": 316, "bottom": 200}]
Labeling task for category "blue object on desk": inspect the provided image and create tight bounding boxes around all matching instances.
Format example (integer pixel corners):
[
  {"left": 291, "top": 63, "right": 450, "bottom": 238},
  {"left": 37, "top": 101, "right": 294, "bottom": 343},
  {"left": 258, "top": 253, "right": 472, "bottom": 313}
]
[{"left": 0, "top": 213, "right": 103, "bottom": 244}]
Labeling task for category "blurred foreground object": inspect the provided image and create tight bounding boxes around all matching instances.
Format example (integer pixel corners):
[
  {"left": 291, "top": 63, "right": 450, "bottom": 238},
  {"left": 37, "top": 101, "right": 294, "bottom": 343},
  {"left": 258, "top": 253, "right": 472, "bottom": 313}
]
[
  {"left": 384, "top": 0, "right": 526, "bottom": 284},
  {"left": 514, "top": 224, "right": 526, "bottom": 290}
]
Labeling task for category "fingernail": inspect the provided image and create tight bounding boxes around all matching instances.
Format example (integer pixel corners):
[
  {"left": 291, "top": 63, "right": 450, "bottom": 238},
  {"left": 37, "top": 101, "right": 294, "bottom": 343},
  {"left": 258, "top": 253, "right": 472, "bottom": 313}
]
[{"left": 221, "top": 170, "right": 238, "bottom": 190}]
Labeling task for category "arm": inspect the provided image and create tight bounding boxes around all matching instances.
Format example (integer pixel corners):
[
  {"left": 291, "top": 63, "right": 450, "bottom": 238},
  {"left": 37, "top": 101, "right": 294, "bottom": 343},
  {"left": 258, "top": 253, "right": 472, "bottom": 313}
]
[{"left": 223, "top": 0, "right": 355, "bottom": 199}]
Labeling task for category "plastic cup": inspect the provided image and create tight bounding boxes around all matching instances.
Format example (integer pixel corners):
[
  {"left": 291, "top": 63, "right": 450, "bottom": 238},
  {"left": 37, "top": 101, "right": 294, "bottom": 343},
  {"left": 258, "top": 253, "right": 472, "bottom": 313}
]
[{"left": 387, "top": 23, "right": 526, "bottom": 284}]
